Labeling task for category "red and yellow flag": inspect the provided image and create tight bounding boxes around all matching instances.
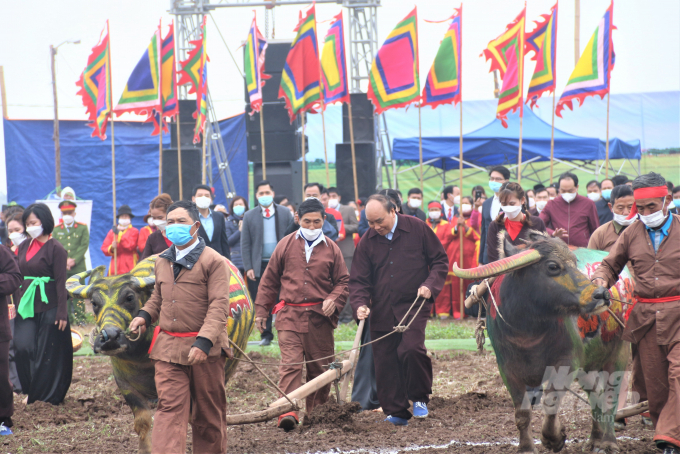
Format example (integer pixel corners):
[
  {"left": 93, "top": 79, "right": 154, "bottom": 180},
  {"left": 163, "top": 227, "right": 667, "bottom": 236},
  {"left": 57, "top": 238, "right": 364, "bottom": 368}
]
[{"left": 76, "top": 22, "right": 112, "bottom": 140}]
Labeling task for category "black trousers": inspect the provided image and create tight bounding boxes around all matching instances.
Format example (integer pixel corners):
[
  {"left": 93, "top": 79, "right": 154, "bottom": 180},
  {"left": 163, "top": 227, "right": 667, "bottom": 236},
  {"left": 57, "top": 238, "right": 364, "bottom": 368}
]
[
  {"left": 351, "top": 318, "right": 380, "bottom": 410},
  {"left": 247, "top": 261, "right": 273, "bottom": 341},
  {"left": 371, "top": 310, "right": 432, "bottom": 419},
  {"left": 0, "top": 340, "right": 12, "bottom": 427},
  {"left": 8, "top": 319, "right": 20, "bottom": 394},
  {"left": 14, "top": 307, "right": 73, "bottom": 405}
]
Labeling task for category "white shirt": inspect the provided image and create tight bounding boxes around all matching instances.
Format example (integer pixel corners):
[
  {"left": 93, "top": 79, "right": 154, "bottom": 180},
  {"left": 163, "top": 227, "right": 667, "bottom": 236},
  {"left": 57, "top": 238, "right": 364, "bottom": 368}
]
[
  {"left": 296, "top": 229, "right": 327, "bottom": 263},
  {"left": 386, "top": 215, "right": 399, "bottom": 241},
  {"left": 491, "top": 195, "right": 502, "bottom": 220},
  {"left": 260, "top": 204, "right": 275, "bottom": 218},
  {"left": 175, "top": 237, "right": 199, "bottom": 262},
  {"left": 442, "top": 201, "right": 456, "bottom": 222}
]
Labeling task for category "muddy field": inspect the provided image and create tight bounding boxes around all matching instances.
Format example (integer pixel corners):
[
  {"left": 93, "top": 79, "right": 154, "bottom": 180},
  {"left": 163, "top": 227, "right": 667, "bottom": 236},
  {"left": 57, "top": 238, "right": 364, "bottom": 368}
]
[{"left": 6, "top": 350, "right": 657, "bottom": 453}]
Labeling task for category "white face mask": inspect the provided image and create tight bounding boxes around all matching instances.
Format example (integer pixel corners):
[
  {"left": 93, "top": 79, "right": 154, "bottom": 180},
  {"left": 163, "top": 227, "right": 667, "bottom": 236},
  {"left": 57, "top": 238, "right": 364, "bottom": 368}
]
[
  {"left": 408, "top": 198, "right": 422, "bottom": 209},
  {"left": 118, "top": 218, "right": 131, "bottom": 227},
  {"left": 26, "top": 225, "right": 44, "bottom": 239},
  {"left": 549, "top": 196, "right": 556, "bottom": 201},
  {"left": 587, "top": 192, "right": 601, "bottom": 202},
  {"left": 453, "top": 196, "right": 461, "bottom": 206},
  {"left": 561, "top": 193, "right": 577, "bottom": 203},
  {"left": 613, "top": 213, "right": 636, "bottom": 226},
  {"left": 9, "top": 232, "right": 26, "bottom": 247},
  {"left": 536, "top": 200, "right": 548, "bottom": 212},
  {"left": 300, "top": 227, "right": 321, "bottom": 241},
  {"left": 428, "top": 211, "right": 441, "bottom": 220},
  {"left": 461, "top": 204, "right": 472, "bottom": 214},
  {"left": 153, "top": 219, "right": 167, "bottom": 231},
  {"left": 195, "top": 196, "right": 212, "bottom": 210},
  {"left": 62, "top": 215, "right": 75, "bottom": 225},
  {"left": 638, "top": 200, "right": 668, "bottom": 228},
  {"left": 328, "top": 198, "right": 340, "bottom": 209},
  {"left": 501, "top": 205, "right": 522, "bottom": 219},
  {"left": 528, "top": 197, "right": 536, "bottom": 208}
]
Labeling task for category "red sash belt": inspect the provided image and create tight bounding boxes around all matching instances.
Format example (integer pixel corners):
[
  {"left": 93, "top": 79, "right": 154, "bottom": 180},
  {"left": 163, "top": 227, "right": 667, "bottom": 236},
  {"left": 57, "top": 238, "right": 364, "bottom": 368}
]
[
  {"left": 636, "top": 295, "right": 680, "bottom": 303},
  {"left": 272, "top": 300, "right": 323, "bottom": 315},
  {"left": 148, "top": 325, "right": 199, "bottom": 354}
]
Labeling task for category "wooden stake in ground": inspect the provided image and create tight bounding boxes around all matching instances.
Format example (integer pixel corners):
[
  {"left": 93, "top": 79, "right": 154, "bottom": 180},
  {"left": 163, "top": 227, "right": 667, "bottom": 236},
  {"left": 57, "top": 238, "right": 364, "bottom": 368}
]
[
  {"left": 605, "top": 91, "right": 610, "bottom": 178},
  {"left": 458, "top": 100, "right": 464, "bottom": 320},
  {"left": 158, "top": 127, "right": 163, "bottom": 195},
  {"left": 301, "top": 112, "right": 306, "bottom": 199},
  {"left": 418, "top": 105, "right": 423, "bottom": 192},
  {"left": 177, "top": 117, "right": 183, "bottom": 200},
  {"left": 339, "top": 319, "right": 365, "bottom": 401},
  {"left": 347, "top": 101, "right": 359, "bottom": 202},
  {"left": 259, "top": 106, "right": 267, "bottom": 179}
]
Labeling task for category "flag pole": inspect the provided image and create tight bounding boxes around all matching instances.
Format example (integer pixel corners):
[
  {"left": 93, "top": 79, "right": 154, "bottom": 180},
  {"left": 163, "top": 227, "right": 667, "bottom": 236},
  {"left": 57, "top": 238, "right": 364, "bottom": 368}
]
[
  {"left": 458, "top": 99, "right": 464, "bottom": 320},
  {"left": 605, "top": 92, "right": 610, "bottom": 178},
  {"left": 202, "top": 131, "right": 207, "bottom": 184},
  {"left": 159, "top": 124, "right": 163, "bottom": 195},
  {"left": 301, "top": 112, "right": 306, "bottom": 199},
  {"left": 177, "top": 118, "right": 183, "bottom": 200},
  {"left": 348, "top": 101, "right": 359, "bottom": 202},
  {"left": 550, "top": 94, "right": 555, "bottom": 184},
  {"left": 107, "top": 21, "right": 117, "bottom": 276},
  {"left": 518, "top": 115, "right": 523, "bottom": 184},
  {"left": 321, "top": 106, "right": 330, "bottom": 188},
  {"left": 259, "top": 106, "right": 267, "bottom": 179},
  {"left": 418, "top": 105, "right": 423, "bottom": 192}
]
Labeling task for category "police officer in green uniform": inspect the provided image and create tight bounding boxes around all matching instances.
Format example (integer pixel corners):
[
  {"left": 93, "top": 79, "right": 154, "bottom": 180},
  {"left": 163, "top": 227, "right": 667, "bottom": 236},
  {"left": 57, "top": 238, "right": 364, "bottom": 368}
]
[{"left": 53, "top": 200, "right": 90, "bottom": 275}]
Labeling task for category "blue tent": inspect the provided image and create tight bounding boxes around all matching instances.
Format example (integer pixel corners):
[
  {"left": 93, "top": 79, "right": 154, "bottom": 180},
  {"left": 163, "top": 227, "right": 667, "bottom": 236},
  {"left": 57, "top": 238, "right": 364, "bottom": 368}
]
[{"left": 392, "top": 109, "right": 641, "bottom": 169}]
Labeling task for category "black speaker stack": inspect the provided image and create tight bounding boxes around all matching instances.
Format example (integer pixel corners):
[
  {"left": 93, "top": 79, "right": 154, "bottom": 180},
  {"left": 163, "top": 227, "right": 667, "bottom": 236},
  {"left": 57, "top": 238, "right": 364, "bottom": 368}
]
[
  {"left": 163, "top": 99, "right": 202, "bottom": 201},
  {"left": 246, "top": 41, "right": 309, "bottom": 208},
  {"left": 336, "top": 93, "right": 377, "bottom": 203}
]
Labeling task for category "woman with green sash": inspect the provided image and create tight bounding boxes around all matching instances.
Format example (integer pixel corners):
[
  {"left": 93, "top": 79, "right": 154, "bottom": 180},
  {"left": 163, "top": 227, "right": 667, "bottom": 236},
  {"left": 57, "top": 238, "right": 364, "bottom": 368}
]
[{"left": 14, "top": 203, "right": 71, "bottom": 404}]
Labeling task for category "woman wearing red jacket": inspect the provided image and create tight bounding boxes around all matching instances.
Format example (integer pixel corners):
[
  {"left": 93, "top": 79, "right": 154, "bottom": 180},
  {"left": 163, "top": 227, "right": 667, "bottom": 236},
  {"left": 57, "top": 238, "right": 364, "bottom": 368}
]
[{"left": 101, "top": 205, "right": 139, "bottom": 276}]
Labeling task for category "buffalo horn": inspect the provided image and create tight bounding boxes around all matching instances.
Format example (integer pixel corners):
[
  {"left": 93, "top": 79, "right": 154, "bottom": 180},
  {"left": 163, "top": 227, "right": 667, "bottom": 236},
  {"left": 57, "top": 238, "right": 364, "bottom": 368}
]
[
  {"left": 131, "top": 276, "right": 156, "bottom": 289},
  {"left": 452, "top": 249, "right": 542, "bottom": 280},
  {"left": 66, "top": 266, "right": 104, "bottom": 299}
]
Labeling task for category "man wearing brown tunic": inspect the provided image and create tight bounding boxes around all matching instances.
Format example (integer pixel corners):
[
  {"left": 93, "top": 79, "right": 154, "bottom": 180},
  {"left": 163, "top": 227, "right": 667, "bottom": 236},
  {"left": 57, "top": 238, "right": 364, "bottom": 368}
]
[
  {"left": 129, "top": 201, "right": 232, "bottom": 454},
  {"left": 592, "top": 173, "right": 680, "bottom": 454},
  {"left": 255, "top": 199, "right": 349, "bottom": 431},
  {"left": 350, "top": 194, "right": 448, "bottom": 425},
  {"left": 588, "top": 184, "right": 636, "bottom": 252}
]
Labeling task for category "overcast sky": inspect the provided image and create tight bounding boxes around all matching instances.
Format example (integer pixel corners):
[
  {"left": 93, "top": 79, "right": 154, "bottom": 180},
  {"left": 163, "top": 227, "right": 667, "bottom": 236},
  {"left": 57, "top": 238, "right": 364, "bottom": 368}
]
[{"left": 1, "top": 0, "right": 678, "bottom": 121}]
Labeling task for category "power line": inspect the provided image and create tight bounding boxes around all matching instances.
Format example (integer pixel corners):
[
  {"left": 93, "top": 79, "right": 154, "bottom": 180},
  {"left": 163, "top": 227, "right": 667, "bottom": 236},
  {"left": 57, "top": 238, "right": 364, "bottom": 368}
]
[{"left": 209, "top": 12, "right": 244, "bottom": 79}]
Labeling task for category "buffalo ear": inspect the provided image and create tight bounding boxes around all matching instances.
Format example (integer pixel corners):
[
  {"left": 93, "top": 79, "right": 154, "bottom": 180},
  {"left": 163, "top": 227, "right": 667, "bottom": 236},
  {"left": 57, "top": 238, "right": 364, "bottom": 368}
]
[
  {"left": 526, "top": 229, "right": 549, "bottom": 244},
  {"left": 497, "top": 230, "right": 520, "bottom": 260}
]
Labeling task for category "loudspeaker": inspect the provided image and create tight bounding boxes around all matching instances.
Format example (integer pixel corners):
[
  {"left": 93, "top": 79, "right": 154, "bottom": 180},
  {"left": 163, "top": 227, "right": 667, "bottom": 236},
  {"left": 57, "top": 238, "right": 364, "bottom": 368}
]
[
  {"left": 335, "top": 142, "right": 377, "bottom": 203},
  {"left": 170, "top": 100, "right": 203, "bottom": 149},
  {"left": 342, "top": 93, "right": 374, "bottom": 142},
  {"left": 246, "top": 131, "right": 306, "bottom": 162},
  {"left": 162, "top": 148, "right": 202, "bottom": 201},
  {"left": 245, "top": 104, "right": 301, "bottom": 133},
  {"left": 253, "top": 161, "right": 306, "bottom": 208}
]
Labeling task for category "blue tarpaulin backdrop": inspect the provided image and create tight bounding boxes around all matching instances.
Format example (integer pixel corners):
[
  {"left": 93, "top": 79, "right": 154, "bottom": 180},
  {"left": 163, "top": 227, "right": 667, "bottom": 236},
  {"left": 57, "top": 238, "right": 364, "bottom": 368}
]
[
  {"left": 392, "top": 109, "right": 641, "bottom": 169},
  {"left": 3, "top": 114, "right": 248, "bottom": 269}
]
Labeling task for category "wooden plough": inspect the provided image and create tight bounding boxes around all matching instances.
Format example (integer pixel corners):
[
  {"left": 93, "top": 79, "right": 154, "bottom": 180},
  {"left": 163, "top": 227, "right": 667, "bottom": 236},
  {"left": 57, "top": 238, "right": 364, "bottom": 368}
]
[{"left": 226, "top": 320, "right": 365, "bottom": 426}]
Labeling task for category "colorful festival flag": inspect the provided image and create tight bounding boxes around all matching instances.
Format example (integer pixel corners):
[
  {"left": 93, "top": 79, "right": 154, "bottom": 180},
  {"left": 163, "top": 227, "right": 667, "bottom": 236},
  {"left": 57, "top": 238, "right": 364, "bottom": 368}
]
[
  {"left": 245, "top": 13, "right": 270, "bottom": 114},
  {"left": 193, "top": 17, "right": 208, "bottom": 143},
  {"left": 525, "top": 3, "right": 558, "bottom": 109},
  {"left": 481, "top": 8, "right": 526, "bottom": 79},
  {"left": 149, "top": 21, "right": 179, "bottom": 135},
  {"left": 367, "top": 7, "right": 420, "bottom": 114},
  {"left": 278, "top": 5, "right": 321, "bottom": 122},
  {"left": 555, "top": 2, "right": 615, "bottom": 118},
  {"left": 76, "top": 22, "right": 112, "bottom": 140},
  {"left": 114, "top": 27, "right": 161, "bottom": 117},
  {"left": 320, "top": 11, "right": 350, "bottom": 106},
  {"left": 178, "top": 16, "right": 208, "bottom": 96},
  {"left": 422, "top": 7, "right": 462, "bottom": 109},
  {"left": 483, "top": 8, "right": 525, "bottom": 128}
]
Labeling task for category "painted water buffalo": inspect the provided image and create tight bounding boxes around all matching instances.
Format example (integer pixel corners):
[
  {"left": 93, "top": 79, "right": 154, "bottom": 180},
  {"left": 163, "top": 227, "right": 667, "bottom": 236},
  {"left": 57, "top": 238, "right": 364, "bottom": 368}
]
[
  {"left": 66, "top": 256, "right": 254, "bottom": 454},
  {"left": 454, "top": 232, "right": 632, "bottom": 454}
]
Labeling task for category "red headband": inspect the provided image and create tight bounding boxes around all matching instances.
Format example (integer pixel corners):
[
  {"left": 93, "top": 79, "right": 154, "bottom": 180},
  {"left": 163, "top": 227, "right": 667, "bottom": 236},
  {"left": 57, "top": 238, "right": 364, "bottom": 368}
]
[
  {"left": 627, "top": 186, "right": 668, "bottom": 219},
  {"left": 428, "top": 201, "right": 441, "bottom": 210}
]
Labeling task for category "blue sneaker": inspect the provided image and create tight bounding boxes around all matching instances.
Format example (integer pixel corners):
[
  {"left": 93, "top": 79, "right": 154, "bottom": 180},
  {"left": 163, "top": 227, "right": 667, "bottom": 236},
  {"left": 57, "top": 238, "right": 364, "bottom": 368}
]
[
  {"left": 384, "top": 415, "right": 408, "bottom": 426},
  {"left": 0, "top": 424, "right": 12, "bottom": 436},
  {"left": 413, "top": 402, "right": 429, "bottom": 418}
]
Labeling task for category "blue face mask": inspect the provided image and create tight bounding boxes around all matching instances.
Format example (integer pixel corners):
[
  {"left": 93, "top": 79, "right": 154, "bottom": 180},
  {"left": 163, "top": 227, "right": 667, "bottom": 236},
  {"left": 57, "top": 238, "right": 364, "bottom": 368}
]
[
  {"left": 233, "top": 205, "right": 246, "bottom": 216},
  {"left": 258, "top": 196, "right": 273, "bottom": 207},
  {"left": 489, "top": 181, "right": 503, "bottom": 193},
  {"left": 165, "top": 222, "right": 196, "bottom": 247},
  {"left": 674, "top": 199, "right": 680, "bottom": 208},
  {"left": 602, "top": 189, "right": 612, "bottom": 201}
]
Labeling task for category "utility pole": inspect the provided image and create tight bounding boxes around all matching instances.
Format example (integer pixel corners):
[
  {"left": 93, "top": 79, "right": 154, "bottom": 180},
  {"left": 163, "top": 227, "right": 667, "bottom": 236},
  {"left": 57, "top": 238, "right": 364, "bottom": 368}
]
[{"left": 50, "top": 40, "right": 79, "bottom": 194}]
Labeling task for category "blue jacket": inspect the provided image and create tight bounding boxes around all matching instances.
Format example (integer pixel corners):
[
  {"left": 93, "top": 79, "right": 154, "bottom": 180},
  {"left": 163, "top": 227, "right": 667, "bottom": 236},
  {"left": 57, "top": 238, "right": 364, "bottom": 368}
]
[{"left": 225, "top": 214, "right": 243, "bottom": 270}]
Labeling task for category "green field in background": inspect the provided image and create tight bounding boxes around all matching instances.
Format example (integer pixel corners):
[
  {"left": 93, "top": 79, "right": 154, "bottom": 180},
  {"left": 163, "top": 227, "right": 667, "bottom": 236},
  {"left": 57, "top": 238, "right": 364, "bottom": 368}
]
[{"left": 248, "top": 154, "right": 680, "bottom": 205}]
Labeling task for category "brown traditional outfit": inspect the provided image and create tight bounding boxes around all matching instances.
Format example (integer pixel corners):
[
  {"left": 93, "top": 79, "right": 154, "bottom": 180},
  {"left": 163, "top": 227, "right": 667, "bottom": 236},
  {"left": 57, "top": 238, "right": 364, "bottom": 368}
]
[
  {"left": 350, "top": 214, "right": 448, "bottom": 419},
  {"left": 138, "top": 237, "right": 231, "bottom": 454},
  {"left": 255, "top": 230, "right": 349, "bottom": 419},
  {"left": 587, "top": 220, "right": 630, "bottom": 252},
  {"left": 593, "top": 214, "right": 680, "bottom": 449}
]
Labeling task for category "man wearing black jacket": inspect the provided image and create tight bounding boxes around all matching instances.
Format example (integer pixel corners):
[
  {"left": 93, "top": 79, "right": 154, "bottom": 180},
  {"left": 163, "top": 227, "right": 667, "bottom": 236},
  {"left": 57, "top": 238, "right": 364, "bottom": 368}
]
[
  {"left": 402, "top": 188, "right": 427, "bottom": 222},
  {"left": 192, "top": 185, "right": 231, "bottom": 259}
]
